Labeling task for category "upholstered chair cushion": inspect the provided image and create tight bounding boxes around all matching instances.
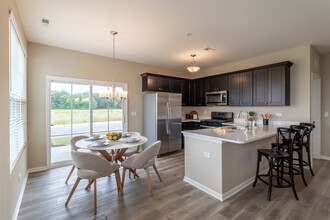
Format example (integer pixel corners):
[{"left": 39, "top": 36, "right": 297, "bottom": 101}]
[
  {"left": 121, "top": 141, "right": 161, "bottom": 169},
  {"left": 71, "top": 151, "right": 120, "bottom": 179}
]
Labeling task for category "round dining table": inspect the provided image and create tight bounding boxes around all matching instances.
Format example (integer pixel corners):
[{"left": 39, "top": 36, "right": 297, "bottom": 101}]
[{"left": 75, "top": 132, "right": 148, "bottom": 163}]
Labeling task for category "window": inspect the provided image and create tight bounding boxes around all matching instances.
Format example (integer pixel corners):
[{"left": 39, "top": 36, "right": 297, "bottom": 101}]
[
  {"left": 9, "top": 16, "right": 27, "bottom": 171},
  {"left": 48, "top": 77, "right": 127, "bottom": 164}
]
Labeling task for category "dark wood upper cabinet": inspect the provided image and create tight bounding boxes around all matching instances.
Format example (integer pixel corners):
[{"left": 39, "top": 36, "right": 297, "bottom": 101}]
[
  {"left": 253, "top": 69, "right": 268, "bottom": 105},
  {"left": 253, "top": 63, "right": 291, "bottom": 106},
  {"left": 240, "top": 72, "right": 253, "bottom": 105},
  {"left": 229, "top": 72, "right": 252, "bottom": 106},
  {"left": 268, "top": 66, "right": 286, "bottom": 105},
  {"left": 170, "top": 79, "right": 182, "bottom": 93},
  {"left": 181, "top": 80, "right": 190, "bottom": 106},
  {"left": 229, "top": 74, "right": 240, "bottom": 106},
  {"left": 207, "top": 75, "right": 229, "bottom": 92},
  {"left": 193, "top": 79, "right": 205, "bottom": 106},
  {"left": 141, "top": 73, "right": 170, "bottom": 92},
  {"left": 141, "top": 61, "right": 292, "bottom": 107}
]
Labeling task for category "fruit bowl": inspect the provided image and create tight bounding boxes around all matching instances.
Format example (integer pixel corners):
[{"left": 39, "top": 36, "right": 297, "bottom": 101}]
[{"left": 106, "top": 132, "right": 122, "bottom": 141}]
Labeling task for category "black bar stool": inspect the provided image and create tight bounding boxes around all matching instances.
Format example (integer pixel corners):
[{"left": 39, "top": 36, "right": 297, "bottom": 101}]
[
  {"left": 253, "top": 127, "right": 299, "bottom": 201},
  {"left": 289, "top": 125, "right": 308, "bottom": 186},
  {"left": 299, "top": 122, "right": 316, "bottom": 176}
]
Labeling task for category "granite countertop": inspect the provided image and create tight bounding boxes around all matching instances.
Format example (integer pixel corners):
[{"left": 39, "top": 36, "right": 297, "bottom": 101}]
[{"left": 182, "top": 125, "right": 278, "bottom": 144}]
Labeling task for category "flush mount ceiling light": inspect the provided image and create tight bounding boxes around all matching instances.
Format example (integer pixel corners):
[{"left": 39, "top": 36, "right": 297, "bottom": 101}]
[{"left": 187, "top": 54, "right": 200, "bottom": 72}]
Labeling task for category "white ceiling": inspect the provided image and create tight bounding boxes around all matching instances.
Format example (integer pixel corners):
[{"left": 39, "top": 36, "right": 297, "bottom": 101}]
[{"left": 16, "top": 0, "right": 330, "bottom": 71}]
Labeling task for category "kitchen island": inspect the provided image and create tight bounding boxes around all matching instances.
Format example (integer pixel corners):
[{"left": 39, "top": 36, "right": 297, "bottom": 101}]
[{"left": 182, "top": 125, "right": 278, "bottom": 201}]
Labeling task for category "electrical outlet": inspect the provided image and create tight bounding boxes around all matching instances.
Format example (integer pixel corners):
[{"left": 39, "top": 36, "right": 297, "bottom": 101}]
[
  {"left": 131, "top": 112, "right": 136, "bottom": 116},
  {"left": 203, "top": 152, "right": 211, "bottom": 159},
  {"left": 325, "top": 112, "right": 329, "bottom": 117},
  {"left": 275, "top": 113, "right": 282, "bottom": 117}
]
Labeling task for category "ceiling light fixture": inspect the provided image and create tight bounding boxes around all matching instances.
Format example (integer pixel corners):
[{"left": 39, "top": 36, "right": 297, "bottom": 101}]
[
  {"left": 99, "top": 31, "right": 127, "bottom": 103},
  {"left": 187, "top": 54, "right": 200, "bottom": 72}
]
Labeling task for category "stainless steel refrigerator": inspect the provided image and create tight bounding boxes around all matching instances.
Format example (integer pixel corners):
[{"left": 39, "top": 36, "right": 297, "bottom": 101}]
[{"left": 143, "top": 93, "right": 182, "bottom": 155}]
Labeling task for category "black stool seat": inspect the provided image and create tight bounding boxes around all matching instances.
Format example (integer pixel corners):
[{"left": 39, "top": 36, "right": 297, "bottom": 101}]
[{"left": 258, "top": 149, "right": 289, "bottom": 158}]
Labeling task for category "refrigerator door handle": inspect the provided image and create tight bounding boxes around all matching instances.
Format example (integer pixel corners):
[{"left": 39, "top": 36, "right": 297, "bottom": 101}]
[
  {"left": 166, "top": 102, "right": 169, "bottom": 135},
  {"left": 168, "top": 103, "right": 172, "bottom": 135}
]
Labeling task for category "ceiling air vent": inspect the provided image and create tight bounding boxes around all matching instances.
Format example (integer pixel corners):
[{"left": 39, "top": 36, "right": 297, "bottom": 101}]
[
  {"left": 40, "top": 17, "right": 51, "bottom": 27},
  {"left": 204, "top": 47, "right": 216, "bottom": 52}
]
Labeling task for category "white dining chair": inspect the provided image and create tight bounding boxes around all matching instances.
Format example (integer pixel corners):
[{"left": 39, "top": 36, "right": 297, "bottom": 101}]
[
  {"left": 65, "top": 136, "right": 100, "bottom": 184},
  {"left": 121, "top": 141, "right": 162, "bottom": 196},
  {"left": 65, "top": 151, "right": 122, "bottom": 215}
]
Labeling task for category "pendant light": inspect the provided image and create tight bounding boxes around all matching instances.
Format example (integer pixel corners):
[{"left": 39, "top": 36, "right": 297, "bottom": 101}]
[
  {"left": 187, "top": 54, "right": 200, "bottom": 72},
  {"left": 99, "top": 31, "right": 127, "bottom": 103}
]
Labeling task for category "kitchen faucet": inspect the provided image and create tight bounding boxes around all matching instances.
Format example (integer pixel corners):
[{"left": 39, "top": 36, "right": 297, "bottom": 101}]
[{"left": 237, "top": 109, "right": 249, "bottom": 130}]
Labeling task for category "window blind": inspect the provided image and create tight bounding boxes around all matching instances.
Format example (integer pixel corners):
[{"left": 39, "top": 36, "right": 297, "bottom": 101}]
[{"left": 9, "top": 17, "right": 27, "bottom": 171}]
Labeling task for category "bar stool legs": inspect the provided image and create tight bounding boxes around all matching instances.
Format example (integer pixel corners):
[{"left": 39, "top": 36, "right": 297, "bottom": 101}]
[
  {"left": 306, "top": 146, "right": 315, "bottom": 176},
  {"left": 267, "top": 158, "right": 273, "bottom": 201},
  {"left": 289, "top": 161, "right": 299, "bottom": 201},
  {"left": 253, "top": 153, "right": 261, "bottom": 187},
  {"left": 298, "top": 150, "right": 307, "bottom": 186}
]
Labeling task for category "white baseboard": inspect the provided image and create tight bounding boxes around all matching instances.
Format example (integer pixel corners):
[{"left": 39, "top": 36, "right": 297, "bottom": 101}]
[
  {"left": 12, "top": 172, "right": 29, "bottom": 220},
  {"left": 321, "top": 156, "right": 330, "bottom": 161},
  {"left": 27, "top": 166, "right": 47, "bottom": 173},
  {"left": 184, "top": 168, "right": 269, "bottom": 202},
  {"left": 183, "top": 176, "right": 223, "bottom": 201},
  {"left": 222, "top": 176, "right": 255, "bottom": 201}
]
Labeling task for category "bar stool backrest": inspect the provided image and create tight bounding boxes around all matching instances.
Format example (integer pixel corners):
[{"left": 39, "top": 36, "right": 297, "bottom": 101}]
[
  {"left": 290, "top": 125, "right": 308, "bottom": 146},
  {"left": 299, "top": 123, "right": 315, "bottom": 144},
  {"left": 276, "top": 127, "right": 298, "bottom": 157}
]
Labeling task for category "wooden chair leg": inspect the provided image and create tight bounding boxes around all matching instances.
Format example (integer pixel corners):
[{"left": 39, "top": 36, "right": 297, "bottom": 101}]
[
  {"left": 94, "top": 179, "right": 97, "bottom": 215},
  {"left": 132, "top": 169, "right": 139, "bottom": 178},
  {"left": 65, "top": 177, "right": 81, "bottom": 206},
  {"left": 145, "top": 168, "right": 153, "bottom": 197},
  {"left": 115, "top": 170, "right": 123, "bottom": 195},
  {"left": 153, "top": 164, "right": 162, "bottom": 182},
  {"left": 85, "top": 179, "right": 94, "bottom": 190},
  {"left": 65, "top": 165, "right": 75, "bottom": 184},
  {"left": 122, "top": 167, "right": 127, "bottom": 189}
]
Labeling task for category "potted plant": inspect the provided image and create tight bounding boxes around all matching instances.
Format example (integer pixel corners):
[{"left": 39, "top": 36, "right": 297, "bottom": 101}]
[{"left": 248, "top": 111, "right": 255, "bottom": 120}]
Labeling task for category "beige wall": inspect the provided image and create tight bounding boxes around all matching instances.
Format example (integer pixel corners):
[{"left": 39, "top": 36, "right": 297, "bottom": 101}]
[
  {"left": 27, "top": 43, "right": 189, "bottom": 169},
  {"left": 321, "top": 55, "right": 330, "bottom": 157},
  {"left": 183, "top": 45, "right": 312, "bottom": 123},
  {"left": 0, "top": 0, "right": 28, "bottom": 219}
]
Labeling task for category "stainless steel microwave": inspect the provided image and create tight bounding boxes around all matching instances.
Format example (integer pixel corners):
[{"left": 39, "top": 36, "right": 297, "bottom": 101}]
[{"left": 205, "top": 91, "right": 228, "bottom": 106}]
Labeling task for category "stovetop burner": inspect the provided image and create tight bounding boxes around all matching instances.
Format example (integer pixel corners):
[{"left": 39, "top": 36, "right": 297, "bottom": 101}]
[{"left": 200, "top": 112, "right": 234, "bottom": 127}]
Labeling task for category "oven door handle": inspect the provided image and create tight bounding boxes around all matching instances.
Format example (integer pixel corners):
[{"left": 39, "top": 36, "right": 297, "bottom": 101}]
[{"left": 200, "top": 125, "right": 218, "bottom": 128}]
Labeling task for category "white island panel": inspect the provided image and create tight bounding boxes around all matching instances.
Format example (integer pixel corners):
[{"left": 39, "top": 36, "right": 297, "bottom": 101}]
[{"left": 183, "top": 126, "right": 277, "bottom": 201}]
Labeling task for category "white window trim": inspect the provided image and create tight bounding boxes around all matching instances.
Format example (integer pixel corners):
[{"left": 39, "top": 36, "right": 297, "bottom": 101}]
[
  {"left": 45, "top": 75, "right": 128, "bottom": 168},
  {"left": 9, "top": 13, "right": 27, "bottom": 173}
]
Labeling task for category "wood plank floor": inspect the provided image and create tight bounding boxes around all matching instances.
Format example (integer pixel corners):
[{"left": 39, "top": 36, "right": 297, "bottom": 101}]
[{"left": 18, "top": 152, "right": 330, "bottom": 220}]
